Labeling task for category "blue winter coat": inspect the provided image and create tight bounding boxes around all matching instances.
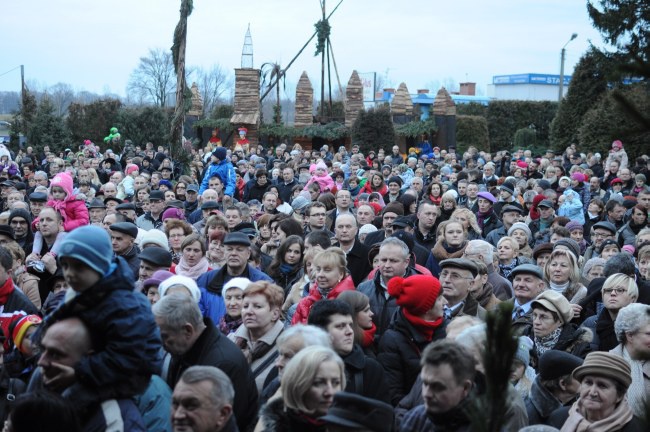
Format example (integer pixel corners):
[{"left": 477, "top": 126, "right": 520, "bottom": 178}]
[
  {"left": 199, "top": 159, "right": 236, "bottom": 195},
  {"left": 43, "top": 257, "right": 163, "bottom": 399},
  {"left": 197, "top": 265, "right": 273, "bottom": 324}
]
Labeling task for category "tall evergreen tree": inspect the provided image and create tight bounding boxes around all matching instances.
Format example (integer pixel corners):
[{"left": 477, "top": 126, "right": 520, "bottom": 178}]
[
  {"left": 549, "top": 48, "right": 614, "bottom": 149},
  {"left": 28, "top": 97, "right": 69, "bottom": 151}
]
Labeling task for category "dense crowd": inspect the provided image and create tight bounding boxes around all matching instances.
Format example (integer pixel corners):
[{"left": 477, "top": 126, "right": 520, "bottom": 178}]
[{"left": 0, "top": 135, "right": 647, "bottom": 432}]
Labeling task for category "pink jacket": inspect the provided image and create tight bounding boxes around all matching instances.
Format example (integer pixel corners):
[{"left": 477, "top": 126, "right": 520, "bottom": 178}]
[{"left": 46, "top": 172, "right": 89, "bottom": 231}]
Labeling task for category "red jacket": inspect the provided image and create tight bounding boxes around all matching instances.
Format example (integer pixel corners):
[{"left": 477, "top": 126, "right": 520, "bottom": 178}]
[{"left": 292, "top": 275, "right": 355, "bottom": 325}]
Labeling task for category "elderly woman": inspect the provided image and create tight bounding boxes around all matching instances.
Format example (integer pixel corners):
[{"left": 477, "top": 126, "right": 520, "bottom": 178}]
[
  {"left": 544, "top": 249, "right": 587, "bottom": 304},
  {"left": 172, "top": 233, "right": 210, "bottom": 280},
  {"left": 508, "top": 222, "right": 534, "bottom": 259},
  {"left": 218, "top": 277, "right": 250, "bottom": 335},
  {"left": 165, "top": 219, "right": 193, "bottom": 264},
  {"left": 432, "top": 220, "right": 468, "bottom": 261},
  {"left": 552, "top": 352, "right": 644, "bottom": 431},
  {"left": 257, "top": 346, "right": 346, "bottom": 432},
  {"left": 497, "top": 236, "right": 530, "bottom": 281},
  {"left": 581, "top": 257, "right": 606, "bottom": 284},
  {"left": 438, "top": 191, "right": 457, "bottom": 223},
  {"left": 229, "top": 281, "right": 285, "bottom": 393},
  {"left": 582, "top": 273, "right": 639, "bottom": 353},
  {"left": 611, "top": 303, "right": 650, "bottom": 417},
  {"left": 291, "top": 248, "right": 355, "bottom": 325},
  {"left": 523, "top": 290, "right": 592, "bottom": 369}
]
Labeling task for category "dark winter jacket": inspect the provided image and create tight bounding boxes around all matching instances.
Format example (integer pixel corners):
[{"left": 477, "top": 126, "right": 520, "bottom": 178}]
[
  {"left": 3, "top": 282, "right": 39, "bottom": 315},
  {"left": 259, "top": 397, "right": 326, "bottom": 432},
  {"left": 377, "top": 309, "right": 446, "bottom": 406},
  {"left": 41, "top": 257, "right": 162, "bottom": 404},
  {"left": 344, "top": 239, "right": 373, "bottom": 287},
  {"left": 341, "top": 344, "right": 390, "bottom": 403},
  {"left": 357, "top": 267, "right": 419, "bottom": 338},
  {"left": 166, "top": 318, "right": 258, "bottom": 432},
  {"left": 524, "top": 375, "right": 569, "bottom": 425}
]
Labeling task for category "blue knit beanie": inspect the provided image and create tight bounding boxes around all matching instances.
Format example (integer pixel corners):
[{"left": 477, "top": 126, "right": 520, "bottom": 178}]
[{"left": 58, "top": 226, "right": 113, "bottom": 276}]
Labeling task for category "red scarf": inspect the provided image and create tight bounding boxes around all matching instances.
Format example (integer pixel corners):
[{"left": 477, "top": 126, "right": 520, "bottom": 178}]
[
  {"left": 361, "top": 322, "right": 377, "bottom": 348},
  {"left": 402, "top": 309, "right": 443, "bottom": 341},
  {"left": 0, "top": 277, "right": 15, "bottom": 305}
]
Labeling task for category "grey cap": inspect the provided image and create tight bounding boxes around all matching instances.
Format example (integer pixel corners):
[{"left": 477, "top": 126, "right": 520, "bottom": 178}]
[
  {"left": 501, "top": 204, "right": 524, "bottom": 216},
  {"left": 510, "top": 263, "right": 544, "bottom": 280},
  {"left": 187, "top": 184, "right": 199, "bottom": 193},
  {"left": 537, "top": 199, "right": 554, "bottom": 209},
  {"left": 223, "top": 232, "right": 251, "bottom": 247},
  {"left": 439, "top": 258, "right": 479, "bottom": 278},
  {"left": 87, "top": 198, "right": 107, "bottom": 209},
  {"left": 593, "top": 221, "right": 617, "bottom": 235}
]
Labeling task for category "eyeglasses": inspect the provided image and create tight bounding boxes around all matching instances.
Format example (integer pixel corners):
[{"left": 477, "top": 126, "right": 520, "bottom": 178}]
[
  {"left": 439, "top": 271, "right": 473, "bottom": 281},
  {"left": 602, "top": 288, "right": 627, "bottom": 295},
  {"left": 593, "top": 232, "right": 613, "bottom": 239},
  {"left": 532, "top": 313, "right": 555, "bottom": 322}
]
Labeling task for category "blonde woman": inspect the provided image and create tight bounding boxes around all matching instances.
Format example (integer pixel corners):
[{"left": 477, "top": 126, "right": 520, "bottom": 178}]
[
  {"left": 451, "top": 207, "right": 483, "bottom": 240},
  {"left": 544, "top": 249, "right": 587, "bottom": 305}
]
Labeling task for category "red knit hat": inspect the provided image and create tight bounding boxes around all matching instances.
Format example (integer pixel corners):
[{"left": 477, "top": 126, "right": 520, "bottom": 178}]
[
  {"left": 12, "top": 314, "right": 42, "bottom": 354},
  {"left": 387, "top": 275, "right": 441, "bottom": 315},
  {"left": 516, "top": 160, "right": 528, "bottom": 169}
]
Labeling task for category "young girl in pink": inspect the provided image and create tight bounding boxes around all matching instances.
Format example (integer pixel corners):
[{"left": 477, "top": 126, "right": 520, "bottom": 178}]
[
  {"left": 303, "top": 160, "right": 335, "bottom": 193},
  {"left": 30, "top": 172, "right": 89, "bottom": 265}
]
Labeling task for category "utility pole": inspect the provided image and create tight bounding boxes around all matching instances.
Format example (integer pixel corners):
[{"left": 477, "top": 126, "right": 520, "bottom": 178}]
[{"left": 558, "top": 33, "right": 577, "bottom": 102}]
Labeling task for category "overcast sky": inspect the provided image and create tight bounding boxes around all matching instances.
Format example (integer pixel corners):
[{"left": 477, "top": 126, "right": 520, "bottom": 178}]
[{"left": 1, "top": 0, "right": 606, "bottom": 99}]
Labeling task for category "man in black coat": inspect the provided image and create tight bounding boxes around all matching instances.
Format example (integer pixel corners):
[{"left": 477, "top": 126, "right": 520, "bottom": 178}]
[
  {"left": 308, "top": 300, "right": 390, "bottom": 404},
  {"left": 153, "top": 294, "right": 258, "bottom": 432},
  {"left": 334, "top": 214, "right": 372, "bottom": 286}
]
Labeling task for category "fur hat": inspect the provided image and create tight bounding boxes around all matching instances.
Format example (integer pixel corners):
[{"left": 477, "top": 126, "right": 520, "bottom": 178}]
[{"left": 387, "top": 275, "right": 441, "bottom": 316}]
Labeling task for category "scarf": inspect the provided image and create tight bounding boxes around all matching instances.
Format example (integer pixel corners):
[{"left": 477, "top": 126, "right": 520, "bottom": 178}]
[
  {"left": 0, "top": 277, "right": 15, "bottom": 305},
  {"left": 476, "top": 208, "right": 493, "bottom": 229},
  {"left": 235, "top": 334, "right": 277, "bottom": 364},
  {"left": 620, "top": 347, "right": 647, "bottom": 417},
  {"left": 560, "top": 396, "right": 633, "bottom": 432},
  {"left": 176, "top": 256, "right": 210, "bottom": 280},
  {"left": 473, "top": 282, "right": 495, "bottom": 308},
  {"left": 361, "top": 322, "right": 377, "bottom": 348},
  {"left": 596, "top": 312, "right": 618, "bottom": 351},
  {"left": 402, "top": 308, "right": 443, "bottom": 342},
  {"left": 279, "top": 263, "right": 300, "bottom": 276},
  {"left": 218, "top": 314, "right": 242, "bottom": 336},
  {"left": 550, "top": 281, "right": 570, "bottom": 295},
  {"left": 534, "top": 327, "right": 562, "bottom": 358},
  {"left": 499, "top": 259, "right": 518, "bottom": 280},
  {"left": 432, "top": 240, "right": 466, "bottom": 260}
]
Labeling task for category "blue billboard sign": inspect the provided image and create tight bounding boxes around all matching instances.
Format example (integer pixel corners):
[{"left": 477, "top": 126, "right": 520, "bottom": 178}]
[{"left": 492, "top": 73, "right": 571, "bottom": 86}]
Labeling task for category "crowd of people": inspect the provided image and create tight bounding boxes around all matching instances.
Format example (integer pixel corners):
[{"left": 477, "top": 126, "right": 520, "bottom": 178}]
[{"left": 0, "top": 137, "right": 647, "bottom": 431}]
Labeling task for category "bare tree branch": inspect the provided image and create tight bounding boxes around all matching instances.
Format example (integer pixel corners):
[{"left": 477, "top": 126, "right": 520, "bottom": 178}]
[
  {"left": 127, "top": 48, "right": 175, "bottom": 107},
  {"left": 193, "top": 64, "right": 232, "bottom": 117}
]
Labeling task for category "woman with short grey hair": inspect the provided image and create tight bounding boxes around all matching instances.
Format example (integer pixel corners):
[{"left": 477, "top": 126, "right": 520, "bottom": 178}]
[{"left": 611, "top": 303, "right": 650, "bottom": 417}]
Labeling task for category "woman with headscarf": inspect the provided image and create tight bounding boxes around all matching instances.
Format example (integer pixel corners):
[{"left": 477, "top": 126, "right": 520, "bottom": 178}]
[{"left": 552, "top": 352, "right": 644, "bottom": 431}]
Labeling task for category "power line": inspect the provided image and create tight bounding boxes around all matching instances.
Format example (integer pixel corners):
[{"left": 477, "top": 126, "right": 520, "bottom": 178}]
[{"left": 0, "top": 66, "right": 21, "bottom": 78}]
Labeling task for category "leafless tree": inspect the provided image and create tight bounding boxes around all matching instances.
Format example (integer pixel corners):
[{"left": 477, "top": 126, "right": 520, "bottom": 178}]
[
  {"left": 48, "top": 83, "right": 75, "bottom": 117},
  {"left": 193, "top": 64, "right": 232, "bottom": 117},
  {"left": 127, "top": 48, "right": 175, "bottom": 107}
]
